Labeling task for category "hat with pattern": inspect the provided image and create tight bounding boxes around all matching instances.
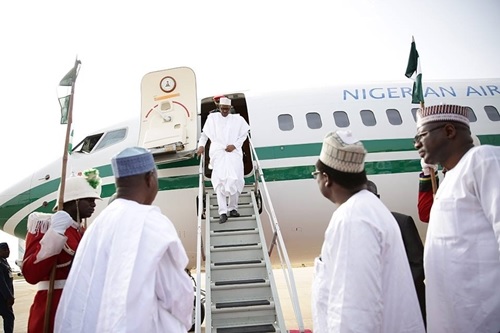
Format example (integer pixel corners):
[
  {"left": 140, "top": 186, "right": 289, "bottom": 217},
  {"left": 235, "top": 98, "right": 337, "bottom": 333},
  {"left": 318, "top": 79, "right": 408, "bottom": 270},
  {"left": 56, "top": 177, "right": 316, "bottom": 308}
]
[
  {"left": 112, "top": 147, "right": 156, "bottom": 178},
  {"left": 416, "top": 104, "right": 469, "bottom": 128},
  {"left": 320, "top": 131, "right": 366, "bottom": 173}
]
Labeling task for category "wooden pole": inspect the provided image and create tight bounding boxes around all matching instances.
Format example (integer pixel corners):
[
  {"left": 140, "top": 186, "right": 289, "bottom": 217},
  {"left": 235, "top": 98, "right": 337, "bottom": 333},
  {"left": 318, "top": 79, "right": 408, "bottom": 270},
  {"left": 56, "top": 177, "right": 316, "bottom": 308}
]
[{"left": 43, "top": 59, "right": 80, "bottom": 333}]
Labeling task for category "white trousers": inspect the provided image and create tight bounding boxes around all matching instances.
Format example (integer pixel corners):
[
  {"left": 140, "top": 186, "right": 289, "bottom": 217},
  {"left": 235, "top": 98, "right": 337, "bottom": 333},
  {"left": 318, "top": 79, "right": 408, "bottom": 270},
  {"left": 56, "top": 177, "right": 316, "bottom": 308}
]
[{"left": 216, "top": 188, "right": 239, "bottom": 215}]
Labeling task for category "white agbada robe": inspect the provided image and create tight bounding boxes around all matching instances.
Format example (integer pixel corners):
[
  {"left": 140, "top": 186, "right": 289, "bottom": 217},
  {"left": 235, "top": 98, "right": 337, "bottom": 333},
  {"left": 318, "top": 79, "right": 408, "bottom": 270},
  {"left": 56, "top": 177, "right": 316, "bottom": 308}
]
[
  {"left": 198, "top": 112, "right": 250, "bottom": 197},
  {"left": 54, "top": 199, "right": 194, "bottom": 333},
  {"left": 312, "top": 190, "right": 425, "bottom": 333},
  {"left": 425, "top": 145, "right": 500, "bottom": 333}
]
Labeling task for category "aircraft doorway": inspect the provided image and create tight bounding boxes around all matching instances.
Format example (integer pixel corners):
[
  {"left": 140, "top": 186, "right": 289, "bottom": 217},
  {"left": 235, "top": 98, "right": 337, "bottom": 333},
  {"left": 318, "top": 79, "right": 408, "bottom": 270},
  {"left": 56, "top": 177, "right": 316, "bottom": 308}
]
[{"left": 199, "top": 93, "right": 253, "bottom": 179}]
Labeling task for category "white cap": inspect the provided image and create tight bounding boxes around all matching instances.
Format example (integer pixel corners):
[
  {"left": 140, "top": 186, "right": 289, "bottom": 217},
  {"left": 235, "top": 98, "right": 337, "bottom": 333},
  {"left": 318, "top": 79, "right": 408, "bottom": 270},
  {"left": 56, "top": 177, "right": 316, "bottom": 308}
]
[
  {"left": 319, "top": 131, "right": 366, "bottom": 173},
  {"left": 53, "top": 169, "right": 102, "bottom": 211},
  {"left": 219, "top": 97, "right": 231, "bottom": 106}
]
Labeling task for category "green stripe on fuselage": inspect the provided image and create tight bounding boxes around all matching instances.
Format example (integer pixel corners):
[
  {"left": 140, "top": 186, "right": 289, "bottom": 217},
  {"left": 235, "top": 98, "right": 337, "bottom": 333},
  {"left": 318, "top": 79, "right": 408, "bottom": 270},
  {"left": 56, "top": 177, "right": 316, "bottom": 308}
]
[{"left": 3, "top": 135, "right": 500, "bottom": 238}]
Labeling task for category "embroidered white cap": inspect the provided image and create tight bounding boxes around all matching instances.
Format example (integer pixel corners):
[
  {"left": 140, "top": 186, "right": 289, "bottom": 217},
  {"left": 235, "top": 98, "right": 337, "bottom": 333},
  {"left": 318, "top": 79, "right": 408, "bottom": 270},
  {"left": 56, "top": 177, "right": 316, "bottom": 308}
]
[
  {"left": 416, "top": 104, "right": 469, "bottom": 128},
  {"left": 319, "top": 131, "right": 366, "bottom": 173}
]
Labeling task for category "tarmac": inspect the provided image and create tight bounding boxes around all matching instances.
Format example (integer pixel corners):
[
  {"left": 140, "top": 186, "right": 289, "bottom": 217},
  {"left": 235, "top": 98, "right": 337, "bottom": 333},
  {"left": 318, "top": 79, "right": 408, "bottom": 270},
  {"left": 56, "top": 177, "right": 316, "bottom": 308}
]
[{"left": 9, "top": 266, "right": 314, "bottom": 333}]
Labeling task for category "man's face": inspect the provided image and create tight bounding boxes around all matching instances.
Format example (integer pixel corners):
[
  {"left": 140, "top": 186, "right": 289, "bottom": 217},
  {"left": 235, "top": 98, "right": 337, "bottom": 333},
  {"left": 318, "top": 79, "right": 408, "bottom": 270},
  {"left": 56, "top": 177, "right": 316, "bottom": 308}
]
[
  {"left": 77, "top": 198, "right": 97, "bottom": 219},
  {"left": 414, "top": 123, "right": 448, "bottom": 165},
  {"left": 220, "top": 105, "right": 231, "bottom": 117},
  {"left": 0, "top": 247, "right": 10, "bottom": 258}
]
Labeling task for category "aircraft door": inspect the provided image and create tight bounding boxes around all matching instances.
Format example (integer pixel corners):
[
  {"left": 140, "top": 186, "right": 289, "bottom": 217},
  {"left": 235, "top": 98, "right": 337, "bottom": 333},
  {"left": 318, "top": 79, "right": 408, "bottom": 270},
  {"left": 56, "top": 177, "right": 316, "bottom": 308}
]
[{"left": 139, "top": 67, "right": 198, "bottom": 164}]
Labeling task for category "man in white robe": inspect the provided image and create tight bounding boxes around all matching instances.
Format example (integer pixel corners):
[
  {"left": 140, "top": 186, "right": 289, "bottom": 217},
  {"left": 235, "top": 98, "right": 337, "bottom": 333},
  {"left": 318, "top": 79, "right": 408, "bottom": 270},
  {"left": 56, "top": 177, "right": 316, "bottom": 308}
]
[
  {"left": 197, "top": 97, "right": 250, "bottom": 223},
  {"left": 414, "top": 104, "right": 500, "bottom": 333},
  {"left": 311, "top": 131, "right": 425, "bottom": 333},
  {"left": 55, "top": 147, "right": 193, "bottom": 333}
]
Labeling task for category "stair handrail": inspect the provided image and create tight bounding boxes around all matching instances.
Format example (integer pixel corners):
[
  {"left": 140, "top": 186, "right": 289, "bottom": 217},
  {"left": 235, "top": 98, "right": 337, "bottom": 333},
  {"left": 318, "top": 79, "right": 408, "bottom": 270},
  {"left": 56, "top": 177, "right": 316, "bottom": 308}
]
[
  {"left": 248, "top": 137, "right": 306, "bottom": 332},
  {"left": 194, "top": 154, "right": 205, "bottom": 333}
]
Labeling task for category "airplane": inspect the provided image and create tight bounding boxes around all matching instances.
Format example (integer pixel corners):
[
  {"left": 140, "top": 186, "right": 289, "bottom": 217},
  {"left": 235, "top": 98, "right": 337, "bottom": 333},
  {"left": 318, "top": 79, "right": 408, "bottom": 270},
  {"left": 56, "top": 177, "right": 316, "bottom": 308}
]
[{"left": 0, "top": 67, "right": 499, "bottom": 268}]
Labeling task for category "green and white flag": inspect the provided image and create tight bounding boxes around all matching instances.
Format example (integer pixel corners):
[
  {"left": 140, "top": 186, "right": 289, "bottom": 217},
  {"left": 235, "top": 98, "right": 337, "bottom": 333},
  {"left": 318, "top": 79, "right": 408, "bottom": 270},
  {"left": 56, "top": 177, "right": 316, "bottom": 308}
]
[
  {"left": 58, "top": 95, "right": 70, "bottom": 124},
  {"left": 68, "top": 129, "right": 74, "bottom": 154},
  {"left": 405, "top": 38, "right": 424, "bottom": 104},
  {"left": 58, "top": 59, "right": 81, "bottom": 124}
]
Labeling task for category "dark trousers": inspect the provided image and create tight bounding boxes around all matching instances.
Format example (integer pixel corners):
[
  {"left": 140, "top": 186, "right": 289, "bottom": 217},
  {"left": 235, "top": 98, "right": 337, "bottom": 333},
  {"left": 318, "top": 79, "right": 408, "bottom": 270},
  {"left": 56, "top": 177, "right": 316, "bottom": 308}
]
[{"left": 0, "top": 303, "right": 14, "bottom": 333}]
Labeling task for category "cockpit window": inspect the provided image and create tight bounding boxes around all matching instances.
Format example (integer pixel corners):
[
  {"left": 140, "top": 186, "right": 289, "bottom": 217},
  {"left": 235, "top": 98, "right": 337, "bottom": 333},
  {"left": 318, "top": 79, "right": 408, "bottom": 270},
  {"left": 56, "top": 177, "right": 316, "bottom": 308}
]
[
  {"left": 73, "top": 133, "right": 103, "bottom": 154},
  {"left": 72, "top": 128, "right": 127, "bottom": 154},
  {"left": 95, "top": 128, "right": 127, "bottom": 151}
]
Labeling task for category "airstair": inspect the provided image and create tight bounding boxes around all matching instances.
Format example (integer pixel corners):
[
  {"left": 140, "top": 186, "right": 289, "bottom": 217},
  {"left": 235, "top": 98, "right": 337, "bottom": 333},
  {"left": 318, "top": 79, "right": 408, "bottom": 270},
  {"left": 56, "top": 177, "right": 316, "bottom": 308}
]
[{"left": 193, "top": 138, "right": 307, "bottom": 333}]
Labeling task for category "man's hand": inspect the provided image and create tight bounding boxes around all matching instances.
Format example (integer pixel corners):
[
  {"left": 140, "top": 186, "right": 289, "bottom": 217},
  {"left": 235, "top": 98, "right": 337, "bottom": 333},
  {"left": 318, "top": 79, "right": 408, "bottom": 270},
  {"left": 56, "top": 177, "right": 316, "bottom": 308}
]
[
  {"left": 197, "top": 146, "right": 205, "bottom": 157},
  {"left": 50, "top": 211, "right": 74, "bottom": 235},
  {"left": 225, "top": 145, "right": 236, "bottom": 152},
  {"left": 421, "top": 158, "right": 438, "bottom": 176}
]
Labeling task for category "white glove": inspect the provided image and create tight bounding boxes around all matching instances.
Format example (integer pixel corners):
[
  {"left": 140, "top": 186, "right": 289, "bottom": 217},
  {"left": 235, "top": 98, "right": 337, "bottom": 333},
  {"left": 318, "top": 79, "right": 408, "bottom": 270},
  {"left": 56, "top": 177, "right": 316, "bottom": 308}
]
[
  {"left": 420, "top": 158, "right": 438, "bottom": 176},
  {"left": 50, "top": 211, "right": 74, "bottom": 235}
]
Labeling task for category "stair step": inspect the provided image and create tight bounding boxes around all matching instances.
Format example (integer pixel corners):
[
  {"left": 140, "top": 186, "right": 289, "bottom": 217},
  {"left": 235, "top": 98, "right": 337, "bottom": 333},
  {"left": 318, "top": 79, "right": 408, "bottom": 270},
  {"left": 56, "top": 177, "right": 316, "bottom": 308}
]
[
  {"left": 212, "top": 242, "right": 259, "bottom": 249},
  {"left": 217, "top": 323, "right": 277, "bottom": 333},
  {"left": 216, "top": 299, "right": 270, "bottom": 309},
  {"left": 210, "top": 230, "right": 261, "bottom": 247},
  {"left": 210, "top": 215, "right": 256, "bottom": 223},
  {"left": 211, "top": 280, "right": 272, "bottom": 303},
  {"left": 212, "top": 228, "right": 256, "bottom": 234},
  {"left": 214, "top": 278, "right": 266, "bottom": 286},
  {"left": 214, "top": 259, "right": 262, "bottom": 266},
  {"left": 210, "top": 262, "right": 268, "bottom": 282}
]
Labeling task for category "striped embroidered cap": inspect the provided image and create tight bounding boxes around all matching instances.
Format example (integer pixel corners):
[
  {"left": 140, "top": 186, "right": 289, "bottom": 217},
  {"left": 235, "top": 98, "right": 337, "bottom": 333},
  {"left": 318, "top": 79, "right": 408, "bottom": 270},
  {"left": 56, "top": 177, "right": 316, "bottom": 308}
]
[
  {"left": 416, "top": 104, "right": 469, "bottom": 128},
  {"left": 320, "top": 131, "right": 366, "bottom": 173}
]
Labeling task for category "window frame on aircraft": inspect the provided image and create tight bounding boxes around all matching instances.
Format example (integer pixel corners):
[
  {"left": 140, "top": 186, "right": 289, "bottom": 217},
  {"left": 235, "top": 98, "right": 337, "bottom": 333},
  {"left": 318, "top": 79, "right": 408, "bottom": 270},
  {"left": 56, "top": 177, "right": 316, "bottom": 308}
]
[
  {"left": 484, "top": 105, "right": 500, "bottom": 121},
  {"left": 333, "top": 111, "right": 350, "bottom": 128},
  {"left": 360, "top": 109, "right": 377, "bottom": 126},
  {"left": 305, "top": 112, "right": 322, "bottom": 129},
  {"left": 464, "top": 107, "right": 477, "bottom": 122},
  {"left": 411, "top": 108, "right": 419, "bottom": 122},
  {"left": 94, "top": 128, "right": 128, "bottom": 151},
  {"left": 72, "top": 133, "right": 104, "bottom": 154},
  {"left": 278, "top": 114, "right": 294, "bottom": 131},
  {"left": 386, "top": 108, "right": 403, "bottom": 125}
]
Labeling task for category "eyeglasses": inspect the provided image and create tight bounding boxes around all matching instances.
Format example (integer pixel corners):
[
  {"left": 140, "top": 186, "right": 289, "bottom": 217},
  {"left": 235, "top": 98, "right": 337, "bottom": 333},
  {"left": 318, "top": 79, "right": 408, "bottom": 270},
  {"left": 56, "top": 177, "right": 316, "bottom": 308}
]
[
  {"left": 220, "top": 106, "right": 231, "bottom": 111},
  {"left": 311, "top": 170, "right": 321, "bottom": 179},
  {"left": 414, "top": 124, "right": 447, "bottom": 143}
]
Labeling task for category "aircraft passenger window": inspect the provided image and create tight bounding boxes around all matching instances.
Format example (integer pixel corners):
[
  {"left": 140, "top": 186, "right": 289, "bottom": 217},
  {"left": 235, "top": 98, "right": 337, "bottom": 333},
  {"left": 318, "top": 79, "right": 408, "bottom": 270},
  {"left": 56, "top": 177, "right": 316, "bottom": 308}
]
[
  {"left": 333, "top": 111, "right": 350, "bottom": 128},
  {"left": 360, "top": 110, "right": 376, "bottom": 126},
  {"left": 306, "top": 112, "right": 322, "bottom": 129},
  {"left": 278, "top": 114, "right": 294, "bottom": 131},
  {"left": 386, "top": 109, "right": 402, "bottom": 125},
  {"left": 484, "top": 105, "right": 500, "bottom": 121},
  {"left": 95, "top": 128, "right": 128, "bottom": 151},
  {"left": 411, "top": 108, "right": 420, "bottom": 122},
  {"left": 72, "top": 133, "right": 104, "bottom": 154},
  {"left": 465, "top": 107, "right": 477, "bottom": 122}
]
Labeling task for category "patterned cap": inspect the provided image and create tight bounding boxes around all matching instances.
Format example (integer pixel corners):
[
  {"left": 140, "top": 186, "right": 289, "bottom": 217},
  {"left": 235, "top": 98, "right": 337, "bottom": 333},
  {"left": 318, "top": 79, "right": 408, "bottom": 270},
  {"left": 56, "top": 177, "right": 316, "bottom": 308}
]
[
  {"left": 112, "top": 147, "right": 156, "bottom": 178},
  {"left": 417, "top": 104, "right": 469, "bottom": 127},
  {"left": 320, "top": 131, "right": 366, "bottom": 173}
]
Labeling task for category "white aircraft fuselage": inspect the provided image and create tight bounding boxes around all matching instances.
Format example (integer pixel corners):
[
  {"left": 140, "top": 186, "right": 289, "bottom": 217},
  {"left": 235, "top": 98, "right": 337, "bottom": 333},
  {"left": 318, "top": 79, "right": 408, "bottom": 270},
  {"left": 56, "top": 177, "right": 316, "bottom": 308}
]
[{"left": 1, "top": 70, "right": 499, "bottom": 267}]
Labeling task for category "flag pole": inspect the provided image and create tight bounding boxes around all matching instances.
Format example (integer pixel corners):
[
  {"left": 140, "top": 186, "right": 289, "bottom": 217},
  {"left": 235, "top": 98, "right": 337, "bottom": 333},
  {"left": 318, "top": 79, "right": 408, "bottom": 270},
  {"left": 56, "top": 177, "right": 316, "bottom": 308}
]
[
  {"left": 43, "top": 58, "right": 81, "bottom": 333},
  {"left": 405, "top": 37, "right": 437, "bottom": 195}
]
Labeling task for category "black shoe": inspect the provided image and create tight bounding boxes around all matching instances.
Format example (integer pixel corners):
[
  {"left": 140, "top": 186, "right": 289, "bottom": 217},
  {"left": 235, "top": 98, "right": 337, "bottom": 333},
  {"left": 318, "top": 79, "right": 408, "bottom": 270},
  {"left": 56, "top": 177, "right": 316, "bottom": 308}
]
[
  {"left": 229, "top": 210, "right": 240, "bottom": 217},
  {"left": 219, "top": 214, "right": 228, "bottom": 223}
]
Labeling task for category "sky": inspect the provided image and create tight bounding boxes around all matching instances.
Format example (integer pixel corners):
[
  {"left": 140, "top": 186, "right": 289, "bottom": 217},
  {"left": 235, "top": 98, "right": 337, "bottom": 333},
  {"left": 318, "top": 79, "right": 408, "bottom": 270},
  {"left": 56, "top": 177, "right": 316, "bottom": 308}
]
[{"left": 1, "top": 0, "right": 499, "bottom": 250}]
